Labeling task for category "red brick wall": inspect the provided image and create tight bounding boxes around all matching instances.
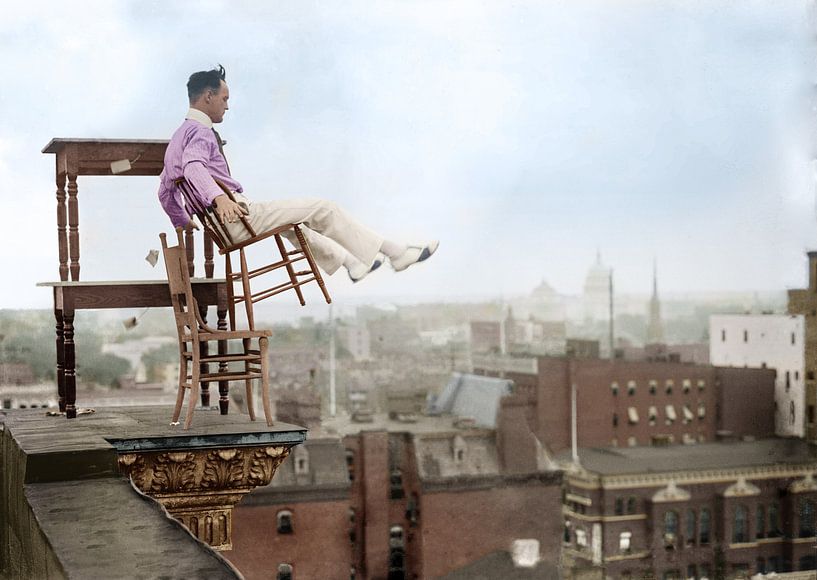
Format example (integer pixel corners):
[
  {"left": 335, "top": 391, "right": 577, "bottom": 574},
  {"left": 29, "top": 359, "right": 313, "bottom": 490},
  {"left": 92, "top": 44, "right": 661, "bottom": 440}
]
[
  {"left": 227, "top": 500, "right": 352, "bottom": 580},
  {"left": 361, "top": 431, "right": 390, "bottom": 579},
  {"left": 418, "top": 481, "right": 562, "bottom": 579}
]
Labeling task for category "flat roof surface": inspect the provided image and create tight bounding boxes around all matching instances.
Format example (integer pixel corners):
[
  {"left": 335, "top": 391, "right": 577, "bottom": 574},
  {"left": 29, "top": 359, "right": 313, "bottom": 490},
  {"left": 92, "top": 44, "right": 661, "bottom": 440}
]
[{"left": 560, "top": 438, "right": 817, "bottom": 475}]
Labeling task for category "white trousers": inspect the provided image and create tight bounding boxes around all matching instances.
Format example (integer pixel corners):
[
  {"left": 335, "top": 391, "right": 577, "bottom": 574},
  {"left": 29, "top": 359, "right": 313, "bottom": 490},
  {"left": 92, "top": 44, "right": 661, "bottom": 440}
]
[{"left": 224, "top": 195, "right": 383, "bottom": 275}]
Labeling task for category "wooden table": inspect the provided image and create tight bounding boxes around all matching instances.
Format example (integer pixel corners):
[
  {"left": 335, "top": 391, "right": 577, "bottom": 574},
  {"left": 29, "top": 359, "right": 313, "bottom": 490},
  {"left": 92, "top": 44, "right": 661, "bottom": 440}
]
[{"left": 41, "top": 139, "right": 225, "bottom": 419}]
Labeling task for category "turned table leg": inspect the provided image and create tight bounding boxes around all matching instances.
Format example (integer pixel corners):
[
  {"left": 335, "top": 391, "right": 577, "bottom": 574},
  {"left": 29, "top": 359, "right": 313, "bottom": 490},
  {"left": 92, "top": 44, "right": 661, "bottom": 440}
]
[
  {"left": 218, "top": 307, "right": 229, "bottom": 415},
  {"left": 54, "top": 304, "right": 65, "bottom": 413},
  {"left": 63, "top": 309, "right": 77, "bottom": 419},
  {"left": 197, "top": 303, "right": 210, "bottom": 408}
]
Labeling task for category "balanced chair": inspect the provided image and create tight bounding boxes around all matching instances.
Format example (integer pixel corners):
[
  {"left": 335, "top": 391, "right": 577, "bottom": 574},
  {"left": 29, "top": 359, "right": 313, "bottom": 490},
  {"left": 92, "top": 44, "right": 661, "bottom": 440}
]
[
  {"left": 175, "top": 178, "right": 331, "bottom": 330},
  {"left": 161, "top": 228, "right": 273, "bottom": 429}
]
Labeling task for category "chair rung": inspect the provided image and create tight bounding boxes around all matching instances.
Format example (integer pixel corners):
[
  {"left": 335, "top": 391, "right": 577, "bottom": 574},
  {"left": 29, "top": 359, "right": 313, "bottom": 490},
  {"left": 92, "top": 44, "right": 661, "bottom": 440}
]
[
  {"left": 201, "top": 353, "right": 259, "bottom": 363},
  {"left": 201, "top": 370, "right": 265, "bottom": 381}
]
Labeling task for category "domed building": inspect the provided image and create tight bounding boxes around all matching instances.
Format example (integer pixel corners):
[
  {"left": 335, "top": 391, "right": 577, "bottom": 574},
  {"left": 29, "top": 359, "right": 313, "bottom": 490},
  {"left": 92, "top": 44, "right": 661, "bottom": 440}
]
[{"left": 582, "top": 252, "right": 612, "bottom": 322}]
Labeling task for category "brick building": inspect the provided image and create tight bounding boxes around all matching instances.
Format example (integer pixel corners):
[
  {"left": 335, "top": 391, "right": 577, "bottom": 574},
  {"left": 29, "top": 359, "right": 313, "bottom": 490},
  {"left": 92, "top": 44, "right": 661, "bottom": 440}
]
[
  {"left": 787, "top": 250, "right": 817, "bottom": 442},
  {"left": 561, "top": 439, "right": 817, "bottom": 578},
  {"left": 227, "top": 404, "right": 563, "bottom": 580},
  {"left": 475, "top": 356, "right": 776, "bottom": 453}
]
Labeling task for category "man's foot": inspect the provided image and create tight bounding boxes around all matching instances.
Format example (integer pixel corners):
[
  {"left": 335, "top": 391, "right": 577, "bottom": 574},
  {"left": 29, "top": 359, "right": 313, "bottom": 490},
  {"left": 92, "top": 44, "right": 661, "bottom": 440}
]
[
  {"left": 390, "top": 241, "right": 439, "bottom": 272},
  {"left": 348, "top": 254, "right": 385, "bottom": 283}
]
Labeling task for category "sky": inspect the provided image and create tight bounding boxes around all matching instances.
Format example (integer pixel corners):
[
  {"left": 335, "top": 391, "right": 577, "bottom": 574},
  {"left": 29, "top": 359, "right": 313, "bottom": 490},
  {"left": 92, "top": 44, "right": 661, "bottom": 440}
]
[{"left": 1, "top": 0, "right": 815, "bottom": 310}]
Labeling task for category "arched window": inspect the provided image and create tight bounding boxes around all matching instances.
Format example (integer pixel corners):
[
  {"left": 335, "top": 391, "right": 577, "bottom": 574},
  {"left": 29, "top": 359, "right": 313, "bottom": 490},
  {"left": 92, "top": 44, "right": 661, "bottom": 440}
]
[
  {"left": 626, "top": 497, "right": 637, "bottom": 514},
  {"left": 685, "top": 509, "right": 696, "bottom": 546},
  {"left": 799, "top": 499, "right": 815, "bottom": 538},
  {"left": 389, "top": 525, "right": 405, "bottom": 548},
  {"left": 733, "top": 505, "right": 748, "bottom": 543},
  {"left": 614, "top": 498, "right": 624, "bottom": 515},
  {"left": 277, "top": 563, "right": 293, "bottom": 580},
  {"left": 756, "top": 505, "right": 766, "bottom": 539},
  {"left": 277, "top": 510, "right": 294, "bottom": 534},
  {"left": 699, "top": 508, "right": 711, "bottom": 545},
  {"left": 769, "top": 503, "right": 781, "bottom": 537},
  {"left": 664, "top": 510, "right": 679, "bottom": 548}
]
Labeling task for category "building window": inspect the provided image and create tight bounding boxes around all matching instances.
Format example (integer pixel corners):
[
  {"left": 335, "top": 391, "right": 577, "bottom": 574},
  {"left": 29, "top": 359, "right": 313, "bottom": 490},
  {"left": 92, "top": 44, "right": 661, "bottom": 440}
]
[
  {"left": 687, "top": 565, "right": 697, "bottom": 580},
  {"left": 686, "top": 509, "right": 696, "bottom": 546},
  {"left": 627, "top": 496, "right": 637, "bottom": 514},
  {"left": 808, "top": 370, "right": 815, "bottom": 381},
  {"left": 699, "top": 564, "right": 711, "bottom": 580},
  {"left": 799, "top": 555, "right": 816, "bottom": 571},
  {"left": 733, "top": 505, "right": 748, "bottom": 543},
  {"left": 743, "top": 329, "right": 748, "bottom": 343},
  {"left": 619, "top": 531, "right": 632, "bottom": 553},
  {"left": 576, "top": 528, "right": 587, "bottom": 548},
  {"left": 699, "top": 508, "right": 711, "bottom": 545},
  {"left": 611, "top": 381, "right": 619, "bottom": 396},
  {"left": 767, "top": 557, "right": 780, "bottom": 573},
  {"left": 796, "top": 370, "right": 800, "bottom": 380},
  {"left": 682, "top": 379, "right": 691, "bottom": 394},
  {"left": 799, "top": 499, "right": 815, "bottom": 537},
  {"left": 790, "top": 402, "right": 796, "bottom": 425},
  {"left": 721, "top": 329, "right": 726, "bottom": 342},
  {"left": 809, "top": 405, "right": 816, "bottom": 424},
  {"left": 697, "top": 379, "right": 705, "bottom": 391},
  {"left": 662, "top": 569, "right": 681, "bottom": 580},
  {"left": 277, "top": 510, "right": 294, "bottom": 534},
  {"left": 649, "top": 380, "right": 657, "bottom": 395},
  {"left": 769, "top": 502, "right": 782, "bottom": 537},
  {"left": 756, "top": 505, "right": 765, "bottom": 539},
  {"left": 563, "top": 521, "right": 571, "bottom": 544},
  {"left": 390, "top": 469, "right": 405, "bottom": 500},
  {"left": 627, "top": 407, "right": 639, "bottom": 425},
  {"left": 682, "top": 405, "right": 694, "bottom": 424},
  {"left": 786, "top": 371, "right": 791, "bottom": 391},
  {"left": 614, "top": 498, "right": 624, "bottom": 515},
  {"left": 627, "top": 436, "right": 637, "bottom": 447},
  {"left": 665, "top": 405, "right": 676, "bottom": 424},
  {"left": 345, "top": 449, "right": 355, "bottom": 481},
  {"left": 613, "top": 413, "right": 619, "bottom": 428},
  {"left": 453, "top": 435, "right": 467, "bottom": 464},
  {"left": 664, "top": 510, "right": 679, "bottom": 548},
  {"left": 792, "top": 332, "right": 796, "bottom": 345},
  {"left": 627, "top": 380, "right": 636, "bottom": 396},
  {"left": 665, "top": 380, "right": 673, "bottom": 395},
  {"left": 277, "top": 563, "right": 293, "bottom": 580},
  {"left": 648, "top": 406, "right": 657, "bottom": 426},
  {"left": 293, "top": 446, "right": 309, "bottom": 475},
  {"left": 756, "top": 557, "right": 766, "bottom": 575},
  {"left": 698, "top": 403, "right": 706, "bottom": 419}
]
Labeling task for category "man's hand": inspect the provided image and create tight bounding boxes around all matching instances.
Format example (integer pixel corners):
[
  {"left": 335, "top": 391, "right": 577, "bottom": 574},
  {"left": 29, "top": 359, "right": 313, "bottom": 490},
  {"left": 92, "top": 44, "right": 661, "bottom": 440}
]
[{"left": 213, "top": 194, "right": 245, "bottom": 224}]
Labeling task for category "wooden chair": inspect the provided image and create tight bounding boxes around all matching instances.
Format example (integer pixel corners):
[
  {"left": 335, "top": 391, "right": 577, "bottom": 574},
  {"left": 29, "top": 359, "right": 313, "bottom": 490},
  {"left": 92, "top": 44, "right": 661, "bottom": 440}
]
[
  {"left": 175, "top": 178, "right": 331, "bottom": 330},
  {"left": 160, "top": 228, "right": 273, "bottom": 429}
]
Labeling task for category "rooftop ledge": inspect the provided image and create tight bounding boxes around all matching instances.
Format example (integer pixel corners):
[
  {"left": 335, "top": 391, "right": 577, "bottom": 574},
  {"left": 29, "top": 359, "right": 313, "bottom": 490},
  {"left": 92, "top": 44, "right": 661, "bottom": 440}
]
[{"left": 1, "top": 406, "right": 307, "bottom": 578}]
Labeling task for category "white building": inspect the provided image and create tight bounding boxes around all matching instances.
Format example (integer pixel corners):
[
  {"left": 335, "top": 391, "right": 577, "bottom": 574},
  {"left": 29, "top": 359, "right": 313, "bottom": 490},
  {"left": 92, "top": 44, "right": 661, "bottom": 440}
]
[
  {"left": 337, "top": 324, "right": 371, "bottom": 362},
  {"left": 709, "top": 314, "right": 805, "bottom": 437}
]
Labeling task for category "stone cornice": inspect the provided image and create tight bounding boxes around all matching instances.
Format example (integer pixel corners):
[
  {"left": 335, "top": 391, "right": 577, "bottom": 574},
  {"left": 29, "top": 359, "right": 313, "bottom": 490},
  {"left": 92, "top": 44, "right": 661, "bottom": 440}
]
[
  {"left": 568, "top": 463, "right": 817, "bottom": 490},
  {"left": 118, "top": 445, "right": 293, "bottom": 550},
  {"left": 604, "top": 550, "right": 650, "bottom": 562},
  {"left": 563, "top": 506, "right": 647, "bottom": 523}
]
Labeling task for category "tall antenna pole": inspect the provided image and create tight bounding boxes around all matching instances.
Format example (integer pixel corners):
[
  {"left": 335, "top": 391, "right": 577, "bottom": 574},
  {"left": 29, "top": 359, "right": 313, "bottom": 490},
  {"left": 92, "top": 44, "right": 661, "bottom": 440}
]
[
  {"left": 609, "top": 268, "right": 615, "bottom": 359},
  {"left": 329, "top": 304, "right": 336, "bottom": 417}
]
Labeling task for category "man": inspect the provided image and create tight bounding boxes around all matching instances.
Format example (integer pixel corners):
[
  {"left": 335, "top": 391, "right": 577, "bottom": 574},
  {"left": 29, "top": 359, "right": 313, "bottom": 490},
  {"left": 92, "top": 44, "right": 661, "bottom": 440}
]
[{"left": 158, "top": 65, "right": 437, "bottom": 282}]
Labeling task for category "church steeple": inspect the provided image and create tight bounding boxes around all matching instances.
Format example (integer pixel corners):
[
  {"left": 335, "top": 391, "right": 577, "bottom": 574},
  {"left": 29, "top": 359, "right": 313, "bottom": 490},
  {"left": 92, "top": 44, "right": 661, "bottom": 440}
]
[{"left": 646, "top": 259, "right": 664, "bottom": 344}]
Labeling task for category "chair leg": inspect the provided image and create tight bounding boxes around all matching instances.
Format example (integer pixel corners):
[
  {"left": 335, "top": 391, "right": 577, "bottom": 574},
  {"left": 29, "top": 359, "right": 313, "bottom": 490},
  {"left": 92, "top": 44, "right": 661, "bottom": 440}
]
[
  {"left": 225, "top": 253, "right": 238, "bottom": 331},
  {"left": 172, "top": 355, "right": 188, "bottom": 425},
  {"left": 243, "top": 338, "right": 256, "bottom": 421},
  {"left": 184, "top": 367, "right": 200, "bottom": 430},
  {"left": 239, "top": 248, "right": 255, "bottom": 330},
  {"left": 294, "top": 225, "right": 331, "bottom": 305},
  {"left": 259, "top": 336, "right": 273, "bottom": 427},
  {"left": 275, "top": 232, "right": 306, "bottom": 306}
]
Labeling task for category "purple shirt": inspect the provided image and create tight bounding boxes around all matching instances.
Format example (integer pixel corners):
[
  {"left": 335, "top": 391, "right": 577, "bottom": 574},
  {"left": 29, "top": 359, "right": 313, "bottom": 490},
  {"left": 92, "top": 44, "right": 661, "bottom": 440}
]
[{"left": 157, "top": 116, "right": 243, "bottom": 228}]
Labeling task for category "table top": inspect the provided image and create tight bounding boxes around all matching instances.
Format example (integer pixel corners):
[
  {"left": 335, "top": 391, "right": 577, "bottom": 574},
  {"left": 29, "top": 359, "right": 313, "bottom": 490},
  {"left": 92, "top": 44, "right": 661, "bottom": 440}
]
[
  {"left": 37, "top": 279, "right": 225, "bottom": 287},
  {"left": 42, "top": 138, "right": 169, "bottom": 154}
]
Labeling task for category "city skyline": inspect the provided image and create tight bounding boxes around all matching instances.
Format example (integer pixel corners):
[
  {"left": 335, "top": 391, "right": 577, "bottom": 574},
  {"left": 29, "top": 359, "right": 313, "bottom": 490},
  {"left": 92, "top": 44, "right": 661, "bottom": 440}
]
[{"left": 1, "top": 1, "right": 815, "bottom": 309}]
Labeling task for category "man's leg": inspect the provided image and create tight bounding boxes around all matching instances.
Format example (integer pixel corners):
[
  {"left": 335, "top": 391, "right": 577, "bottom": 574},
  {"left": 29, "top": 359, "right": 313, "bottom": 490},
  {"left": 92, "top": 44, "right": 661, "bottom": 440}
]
[
  {"left": 228, "top": 198, "right": 383, "bottom": 268},
  {"left": 279, "top": 227, "right": 346, "bottom": 275}
]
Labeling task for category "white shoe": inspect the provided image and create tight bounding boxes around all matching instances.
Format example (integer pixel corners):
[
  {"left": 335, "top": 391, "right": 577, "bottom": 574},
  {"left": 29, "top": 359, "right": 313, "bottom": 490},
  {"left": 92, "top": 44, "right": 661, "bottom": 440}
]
[
  {"left": 390, "top": 241, "right": 439, "bottom": 272},
  {"left": 348, "top": 254, "right": 385, "bottom": 283}
]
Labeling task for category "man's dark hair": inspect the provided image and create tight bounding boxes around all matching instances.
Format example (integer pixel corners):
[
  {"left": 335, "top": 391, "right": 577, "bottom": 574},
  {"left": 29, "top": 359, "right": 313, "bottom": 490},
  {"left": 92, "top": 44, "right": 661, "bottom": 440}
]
[{"left": 187, "top": 65, "right": 226, "bottom": 102}]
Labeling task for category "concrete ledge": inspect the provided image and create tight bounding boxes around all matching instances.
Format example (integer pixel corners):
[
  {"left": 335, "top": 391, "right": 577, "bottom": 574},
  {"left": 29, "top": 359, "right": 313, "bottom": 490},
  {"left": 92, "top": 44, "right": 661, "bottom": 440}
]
[{"left": 27, "top": 478, "right": 240, "bottom": 579}]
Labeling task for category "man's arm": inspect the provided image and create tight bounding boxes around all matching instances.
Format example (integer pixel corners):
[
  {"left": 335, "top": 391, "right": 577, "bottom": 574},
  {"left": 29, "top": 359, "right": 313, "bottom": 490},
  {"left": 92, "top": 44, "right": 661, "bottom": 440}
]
[{"left": 181, "top": 130, "right": 246, "bottom": 224}]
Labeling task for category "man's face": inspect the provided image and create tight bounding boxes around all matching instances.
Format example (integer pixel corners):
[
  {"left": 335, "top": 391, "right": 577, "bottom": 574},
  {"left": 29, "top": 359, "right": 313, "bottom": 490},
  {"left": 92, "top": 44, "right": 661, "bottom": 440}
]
[{"left": 202, "top": 81, "right": 230, "bottom": 123}]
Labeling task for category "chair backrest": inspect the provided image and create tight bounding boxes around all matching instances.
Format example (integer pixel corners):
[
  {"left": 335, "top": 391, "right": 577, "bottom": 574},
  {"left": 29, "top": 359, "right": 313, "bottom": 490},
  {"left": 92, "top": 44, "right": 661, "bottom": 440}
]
[
  {"left": 160, "top": 228, "right": 199, "bottom": 343},
  {"left": 174, "top": 178, "right": 256, "bottom": 251}
]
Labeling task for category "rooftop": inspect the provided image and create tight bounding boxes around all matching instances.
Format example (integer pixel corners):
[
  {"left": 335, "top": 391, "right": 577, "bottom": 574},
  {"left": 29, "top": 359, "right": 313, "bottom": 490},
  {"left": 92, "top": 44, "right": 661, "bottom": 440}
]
[{"left": 561, "top": 438, "right": 817, "bottom": 476}]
